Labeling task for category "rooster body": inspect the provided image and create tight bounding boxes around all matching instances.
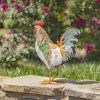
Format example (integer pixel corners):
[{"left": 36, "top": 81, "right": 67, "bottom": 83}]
[
  {"left": 35, "top": 41, "right": 63, "bottom": 68},
  {"left": 34, "top": 25, "right": 80, "bottom": 84}
]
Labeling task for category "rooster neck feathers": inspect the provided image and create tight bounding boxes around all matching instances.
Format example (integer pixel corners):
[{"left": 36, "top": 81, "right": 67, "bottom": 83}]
[{"left": 35, "top": 26, "right": 52, "bottom": 43}]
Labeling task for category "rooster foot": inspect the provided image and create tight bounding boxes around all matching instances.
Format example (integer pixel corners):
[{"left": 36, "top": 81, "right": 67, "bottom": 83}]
[{"left": 41, "top": 80, "right": 52, "bottom": 84}]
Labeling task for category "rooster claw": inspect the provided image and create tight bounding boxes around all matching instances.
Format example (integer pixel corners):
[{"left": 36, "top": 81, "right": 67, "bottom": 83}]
[{"left": 41, "top": 80, "right": 52, "bottom": 84}]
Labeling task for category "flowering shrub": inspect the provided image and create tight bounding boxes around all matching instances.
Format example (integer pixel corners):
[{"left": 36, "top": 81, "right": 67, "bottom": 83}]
[
  {"left": 74, "top": 17, "right": 85, "bottom": 26},
  {"left": 1, "top": 2, "right": 8, "bottom": 11},
  {"left": 0, "top": 0, "right": 99, "bottom": 62},
  {"left": 67, "top": 0, "right": 100, "bottom": 29},
  {"left": 66, "top": 0, "right": 100, "bottom": 60},
  {"left": 0, "top": 30, "right": 35, "bottom": 67},
  {"left": 96, "top": 0, "right": 100, "bottom": 3},
  {"left": 0, "top": 0, "right": 67, "bottom": 66},
  {"left": 0, "top": 0, "right": 66, "bottom": 36},
  {"left": 42, "top": 6, "right": 49, "bottom": 13},
  {"left": 0, "top": 33, "right": 21, "bottom": 67}
]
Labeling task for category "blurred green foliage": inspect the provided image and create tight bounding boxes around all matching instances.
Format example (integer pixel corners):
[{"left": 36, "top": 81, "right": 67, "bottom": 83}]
[
  {"left": 0, "top": 0, "right": 67, "bottom": 38},
  {"left": 66, "top": 0, "right": 100, "bottom": 60},
  {"left": 0, "top": 0, "right": 100, "bottom": 61}
]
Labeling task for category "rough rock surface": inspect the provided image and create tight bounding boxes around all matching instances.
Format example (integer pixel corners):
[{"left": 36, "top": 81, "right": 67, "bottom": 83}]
[
  {"left": 0, "top": 75, "right": 68, "bottom": 100},
  {"left": 1, "top": 75, "right": 66, "bottom": 96},
  {"left": 0, "top": 75, "right": 100, "bottom": 100},
  {"left": 64, "top": 82, "right": 100, "bottom": 100}
]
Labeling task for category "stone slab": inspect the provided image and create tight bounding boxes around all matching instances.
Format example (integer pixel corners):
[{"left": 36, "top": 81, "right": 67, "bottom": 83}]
[
  {"left": 1, "top": 75, "right": 67, "bottom": 97},
  {"left": 64, "top": 82, "right": 100, "bottom": 100},
  {"left": 0, "top": 75, "right": 100, "bottom": 100}
]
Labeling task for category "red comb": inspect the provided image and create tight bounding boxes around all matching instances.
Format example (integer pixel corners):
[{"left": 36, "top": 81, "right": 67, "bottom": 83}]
[{"left": 34, "top": 20, "right": 44, "bottom": 27}]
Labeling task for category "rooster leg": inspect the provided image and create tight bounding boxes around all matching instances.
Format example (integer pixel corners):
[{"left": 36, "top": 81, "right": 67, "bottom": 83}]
[
  {"left": 52, "top": 67, "right": 58, "bottom": 82},
  {"left": 41, "top": 68, "right": 52, "bottom": 84},
  {"left": 52, "top": 67, "right": 65, "bottom": 83}
]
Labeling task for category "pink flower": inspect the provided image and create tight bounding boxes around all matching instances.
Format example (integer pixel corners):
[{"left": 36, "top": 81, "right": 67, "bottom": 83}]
[
  {"left": 96, "top": 0, "right": 100, "bottom": 3},
  {"left": 83, "top": 43, "right": 95, "bottom": 52},
  {"left": 15, "top": 4, "right": 24, "bottom": 13},
  {"left": 74, "top": 17, "right": 85, "bottom": 26},
  {"left": 96, "top": 19, "right": 100, "bottom": 25},
  {"left": 91, "top": 17, "right": 98, "bottom": 23},
  {"left": 24, "top": 0, "right": 30, "bottom": 5},
  {"left": 1, "top": 3, "right": 8, "bottom": 11},
  {"left": 0, "top": 0, "right": 4, "bottom": 4},
  {"left": 42, "top": 6, "right": 49, "bottom": 13},
  {"left": 85, "top": 22, "right": 92, "bottom": 27},
  {"left": 91, "top": 17, "right": 100, "bottom": 25}
]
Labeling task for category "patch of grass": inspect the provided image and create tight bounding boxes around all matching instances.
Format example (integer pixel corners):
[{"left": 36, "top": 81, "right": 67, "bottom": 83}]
[
  {"left": 0, "top": 28, "right": 6, "bottom": 37},
  {"left": 0, "top": 61, "right": 100, "bottom": 81}
]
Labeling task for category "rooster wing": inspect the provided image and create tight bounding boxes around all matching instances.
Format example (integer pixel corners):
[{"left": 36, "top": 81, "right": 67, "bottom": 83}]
[{"left": 59, "top": 28, "right": 80, "bottom": 61}]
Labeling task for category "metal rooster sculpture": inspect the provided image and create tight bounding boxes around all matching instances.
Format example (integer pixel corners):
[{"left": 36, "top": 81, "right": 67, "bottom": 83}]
[{"left": 34, "top": 21, "right": 80, "bottom": 84}]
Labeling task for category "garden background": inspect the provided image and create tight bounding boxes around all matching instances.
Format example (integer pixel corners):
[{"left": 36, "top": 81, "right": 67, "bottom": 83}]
[{"left": 0, "top": 0, "right": 100, "bottom": 81}]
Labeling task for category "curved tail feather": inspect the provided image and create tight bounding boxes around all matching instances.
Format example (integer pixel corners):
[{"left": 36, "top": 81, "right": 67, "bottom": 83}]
[{"left": 60, "top": 28, "right": 80, "bottom": 61}]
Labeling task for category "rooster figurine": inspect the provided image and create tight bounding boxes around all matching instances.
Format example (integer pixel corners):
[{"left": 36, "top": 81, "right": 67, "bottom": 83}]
[{"left": 34, "top": 21, "right": 80, "bottom": 84}]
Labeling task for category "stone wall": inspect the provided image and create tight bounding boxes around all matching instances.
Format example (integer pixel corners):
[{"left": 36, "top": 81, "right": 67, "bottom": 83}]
[{"left": 0, "top": 75, "right": 100, "bottom": 100}]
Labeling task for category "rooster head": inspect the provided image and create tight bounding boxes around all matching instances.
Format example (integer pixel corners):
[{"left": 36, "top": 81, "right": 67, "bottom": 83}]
[{"left": 34, "top": 20, "right": 44, "bottom": 33}]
